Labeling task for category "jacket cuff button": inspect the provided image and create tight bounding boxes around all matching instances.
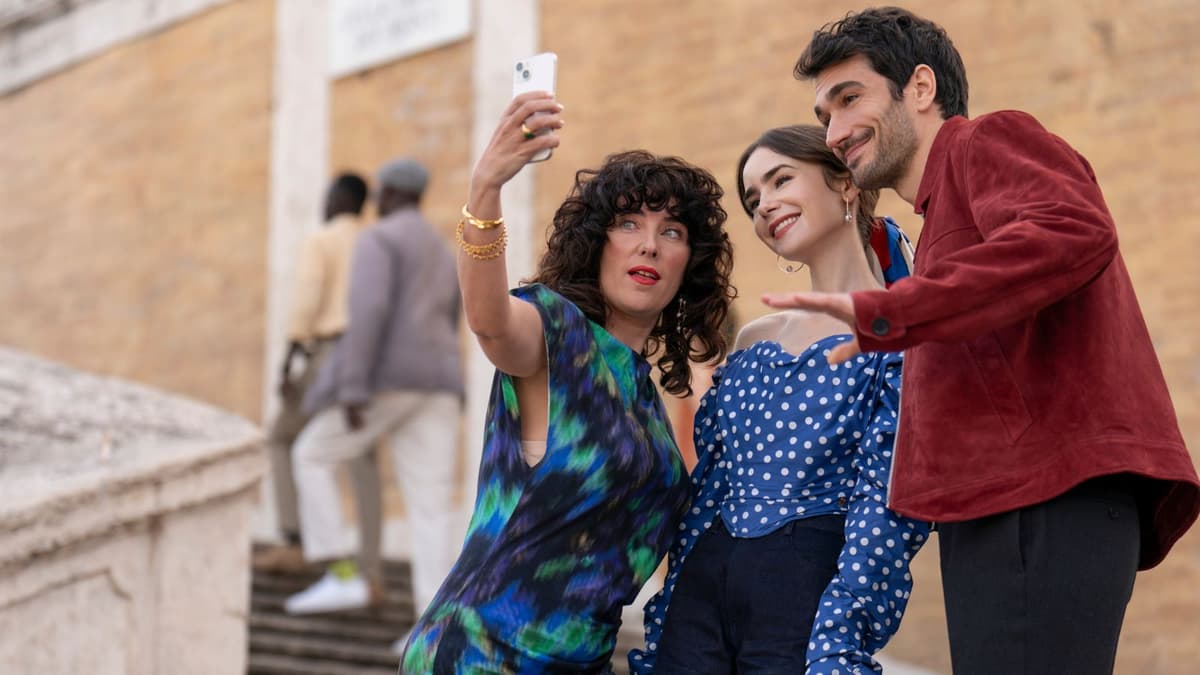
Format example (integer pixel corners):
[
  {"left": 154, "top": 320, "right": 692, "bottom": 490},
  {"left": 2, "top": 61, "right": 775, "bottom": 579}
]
[{"left": 870, "top": 317, "right": 890, "bottom": 336}]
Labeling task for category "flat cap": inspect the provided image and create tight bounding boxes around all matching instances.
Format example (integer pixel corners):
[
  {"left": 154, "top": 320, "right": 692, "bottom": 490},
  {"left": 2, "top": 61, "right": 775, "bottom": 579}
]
[{"left": 377, "top": 157, "right": 429, "bottom": 195}]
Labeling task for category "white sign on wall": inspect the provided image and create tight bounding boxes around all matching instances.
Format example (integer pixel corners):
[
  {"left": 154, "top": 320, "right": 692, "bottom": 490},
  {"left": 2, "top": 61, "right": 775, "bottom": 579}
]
[{"left": 329, "top": 0, "right": 471, "bottom": 78}]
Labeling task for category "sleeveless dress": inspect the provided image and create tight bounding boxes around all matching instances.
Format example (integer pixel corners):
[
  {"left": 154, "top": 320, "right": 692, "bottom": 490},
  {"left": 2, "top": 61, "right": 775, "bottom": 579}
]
[{"left": 401, "top": 284, "right": 690, "bottom": 674}]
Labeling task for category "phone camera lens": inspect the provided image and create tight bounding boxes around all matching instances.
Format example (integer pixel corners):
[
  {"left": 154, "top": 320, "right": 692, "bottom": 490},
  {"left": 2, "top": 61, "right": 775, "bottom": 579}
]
[
  {"left": 515, "top": 62, "right": 523, "bottom": 72},
  {"left": 522, "top": 70, "right": 530, "bottom": 80}
]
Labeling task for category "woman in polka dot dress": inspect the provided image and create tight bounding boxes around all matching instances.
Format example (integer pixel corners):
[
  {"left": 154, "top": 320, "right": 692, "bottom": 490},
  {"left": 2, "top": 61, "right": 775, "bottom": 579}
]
[{"left": 630, "top": 125, "right": 931, "bottom": 675}]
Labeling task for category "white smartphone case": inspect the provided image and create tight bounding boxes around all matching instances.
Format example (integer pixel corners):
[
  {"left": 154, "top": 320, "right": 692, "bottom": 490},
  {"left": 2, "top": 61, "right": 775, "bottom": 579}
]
[{"left": 512, "top": 52, "right": 557, "bottom": 162}]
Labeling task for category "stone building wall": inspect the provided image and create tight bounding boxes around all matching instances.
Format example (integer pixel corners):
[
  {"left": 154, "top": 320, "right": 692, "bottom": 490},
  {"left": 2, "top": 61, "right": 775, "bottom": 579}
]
[
  {"left": 329, "top": 38, "right": 475, "bottom": 244},
  {"left": 0, "top": 0, "right": 274, "bottom": 420}
]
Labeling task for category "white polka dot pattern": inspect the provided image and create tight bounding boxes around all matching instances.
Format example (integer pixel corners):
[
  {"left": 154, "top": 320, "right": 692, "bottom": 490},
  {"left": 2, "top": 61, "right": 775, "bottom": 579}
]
[{"left": 629, "top": 337, "right": 930, "bottom": 674}]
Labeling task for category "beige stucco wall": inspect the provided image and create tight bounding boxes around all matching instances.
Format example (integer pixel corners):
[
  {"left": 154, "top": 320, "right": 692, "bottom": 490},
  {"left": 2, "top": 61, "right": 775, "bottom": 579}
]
[
  {"left": 0, "top": 0, "right": 274, "bottom": 421},
  {"left": 329, "top": 38, "right": 475, "bottom": 245}
]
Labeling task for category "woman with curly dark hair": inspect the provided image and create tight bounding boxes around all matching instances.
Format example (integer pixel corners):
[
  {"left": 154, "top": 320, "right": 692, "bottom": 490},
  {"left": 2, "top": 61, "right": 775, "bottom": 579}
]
[{"left": 399, "top": 91, "right": 735, "bottom": 674}]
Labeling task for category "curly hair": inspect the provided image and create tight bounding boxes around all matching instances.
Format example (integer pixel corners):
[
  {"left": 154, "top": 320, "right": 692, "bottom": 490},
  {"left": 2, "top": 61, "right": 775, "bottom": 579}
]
[
  {"left": 528, "top": 150, "right": 736, "bottom": 397},
  {"left": 794, "top": 6, "right": 968, "bottom": 119}
]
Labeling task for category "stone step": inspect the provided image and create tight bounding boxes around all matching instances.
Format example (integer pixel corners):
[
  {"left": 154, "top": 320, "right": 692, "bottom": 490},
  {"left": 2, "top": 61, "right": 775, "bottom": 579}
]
[
  {"left": 251, "top": 573, "right": 415, "bottom": 606},
  {"left": 248, "top": 551, "right": 415, "bottom": 673},
  {"left": 247, "top": 652, "right": 397, "bottom": 675},
  {"left": 251, "top": 573, "right": 412, "bottom": 589},
  {"left": 248, "top": 612, "right": 401, "bottom": 644},
  {"left": 246, "top": 548, "right": 642, "bottom": 674},
  {"left": 251, "top": 589, "right": 414, "bottom": 625},
  {"left": 249, "top": 562, "right": 412, "bottom": 583},
  {"left": 250, "top": 631, "right": 397, "bottom": 666}
]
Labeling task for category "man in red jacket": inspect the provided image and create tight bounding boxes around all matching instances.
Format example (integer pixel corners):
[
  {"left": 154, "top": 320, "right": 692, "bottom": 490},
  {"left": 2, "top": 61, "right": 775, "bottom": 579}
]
[{"left": 765, "top": 7, "right": 1200, "bottom": 674}]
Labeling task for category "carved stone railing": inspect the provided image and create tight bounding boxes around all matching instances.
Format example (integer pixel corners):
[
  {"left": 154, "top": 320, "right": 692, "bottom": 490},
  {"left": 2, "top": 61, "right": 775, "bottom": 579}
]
[{"left": 0, "top": 347, "right": 264, "bottom": 674}]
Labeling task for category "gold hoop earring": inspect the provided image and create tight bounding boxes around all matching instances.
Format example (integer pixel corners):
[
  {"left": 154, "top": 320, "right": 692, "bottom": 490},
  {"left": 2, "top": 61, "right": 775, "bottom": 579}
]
[{"left": 776, "top": 255, "right": 804, "bottom": 274}]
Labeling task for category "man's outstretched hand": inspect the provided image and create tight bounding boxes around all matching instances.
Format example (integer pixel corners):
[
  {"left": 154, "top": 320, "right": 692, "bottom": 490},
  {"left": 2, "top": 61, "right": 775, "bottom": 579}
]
[{"left": 762, "top": 291, "right": 861, "bottom": 364}]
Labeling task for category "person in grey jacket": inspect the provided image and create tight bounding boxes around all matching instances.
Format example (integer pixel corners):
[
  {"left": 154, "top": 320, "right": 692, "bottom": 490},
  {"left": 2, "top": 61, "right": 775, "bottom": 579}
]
[{"left": 285, "top": 158, "right": 464, "bottom": 622}]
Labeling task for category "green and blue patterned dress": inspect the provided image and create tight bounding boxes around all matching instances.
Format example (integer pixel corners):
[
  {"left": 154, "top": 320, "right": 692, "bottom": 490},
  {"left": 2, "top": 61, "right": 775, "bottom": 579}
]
[{"left": 400, "top": 284, "right": 690, "bottom": 674}]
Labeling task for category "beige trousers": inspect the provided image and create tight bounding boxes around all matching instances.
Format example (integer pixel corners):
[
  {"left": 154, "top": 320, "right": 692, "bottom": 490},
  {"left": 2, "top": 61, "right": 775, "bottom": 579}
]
[
  {"left": 292, "top": 390, "right": 460, "bottom": 614},
  {"left": 265, "top": 340, "right": 382, "bottom": 575}
]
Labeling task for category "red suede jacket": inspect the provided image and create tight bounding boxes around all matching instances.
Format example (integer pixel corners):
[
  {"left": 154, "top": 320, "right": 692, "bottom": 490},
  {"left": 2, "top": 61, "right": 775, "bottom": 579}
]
[{"left": 852, "top": 111, "right": 1199, "bottom": 569}]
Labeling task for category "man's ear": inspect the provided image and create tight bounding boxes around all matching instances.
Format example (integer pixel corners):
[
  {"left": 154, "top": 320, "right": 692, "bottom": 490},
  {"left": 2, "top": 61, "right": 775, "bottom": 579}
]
[{"left": 908, "top": 64, "right": 938, "bottom": 114}]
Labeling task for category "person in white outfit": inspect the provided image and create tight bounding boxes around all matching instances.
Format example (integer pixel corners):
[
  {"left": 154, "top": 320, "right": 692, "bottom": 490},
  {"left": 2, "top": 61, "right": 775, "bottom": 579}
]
[{"left": 285, "top": 158, "right": 464, "bottom": 622}]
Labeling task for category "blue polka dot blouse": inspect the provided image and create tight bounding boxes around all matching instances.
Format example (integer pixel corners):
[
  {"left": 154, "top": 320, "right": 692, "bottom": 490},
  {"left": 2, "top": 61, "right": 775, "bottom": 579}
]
[{"left": 630, "top": 336, "right": 931, "bottom": 674}]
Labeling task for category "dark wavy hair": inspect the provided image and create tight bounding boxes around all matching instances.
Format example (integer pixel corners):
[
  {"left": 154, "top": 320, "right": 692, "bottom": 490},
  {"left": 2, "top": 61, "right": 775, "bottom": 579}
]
[
  {"left": 528, "top": 150, "right": 735, "bottom": 397},
  {"left": 794, "top": 6, "right": 968, "bottom": 119},
  {"left": 736, "top": 125, "right": 879, "bottom": 253}
]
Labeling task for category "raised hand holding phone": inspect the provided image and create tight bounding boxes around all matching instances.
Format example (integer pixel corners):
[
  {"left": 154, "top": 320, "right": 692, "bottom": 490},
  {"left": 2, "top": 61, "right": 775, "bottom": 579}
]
[
  {"left": 511, "top": 52, "right": 558, "bottom": 162},
  {"left": 471, "top": 92, "right": 563, "bottom": 195},
  {"left": 468, "top": 54, "right": 562, "bottom": 221}
]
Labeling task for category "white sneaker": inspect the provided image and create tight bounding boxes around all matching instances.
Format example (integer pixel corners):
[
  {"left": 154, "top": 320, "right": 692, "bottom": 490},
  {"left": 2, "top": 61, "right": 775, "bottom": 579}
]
[{"left": 284, "top": 572, "right": 369, "bottom": 614}]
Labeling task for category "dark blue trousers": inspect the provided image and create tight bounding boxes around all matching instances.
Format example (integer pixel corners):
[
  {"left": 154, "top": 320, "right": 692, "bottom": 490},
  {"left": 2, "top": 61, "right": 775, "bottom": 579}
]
[{"left": 654, "top": 515, "right": 845, "bottom": 674}]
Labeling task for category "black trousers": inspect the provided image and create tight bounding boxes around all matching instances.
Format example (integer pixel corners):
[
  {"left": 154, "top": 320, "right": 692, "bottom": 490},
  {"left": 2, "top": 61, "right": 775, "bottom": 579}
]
[
  {"left": 938, "top": 475, "right": 1142, "bottom": 675},
  {"left": 654, "top": 515, "right": 845, "bottom": 674}
]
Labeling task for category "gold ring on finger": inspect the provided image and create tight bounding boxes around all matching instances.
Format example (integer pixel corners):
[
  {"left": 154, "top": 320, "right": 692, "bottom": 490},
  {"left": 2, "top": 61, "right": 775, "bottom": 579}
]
[{"left": 521, "top": 123, "right": 536, "bottom": 140}]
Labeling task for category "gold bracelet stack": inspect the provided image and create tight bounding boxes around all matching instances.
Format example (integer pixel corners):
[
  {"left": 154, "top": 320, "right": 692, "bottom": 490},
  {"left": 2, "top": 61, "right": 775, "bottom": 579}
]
[
  {"left": 461, "top": 203, "right": 504, "bottom": 230},
  {"left": 456, "top": 219, "right": 507, "bottom": 260}
]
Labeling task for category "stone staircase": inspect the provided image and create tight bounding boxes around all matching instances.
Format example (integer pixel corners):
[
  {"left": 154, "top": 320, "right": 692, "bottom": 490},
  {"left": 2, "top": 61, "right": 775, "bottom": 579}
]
[
  {"left": 247, "top": 557, "right": 411, "bottom": 675},
  {"left": 246, "top": 554, "right": 642, "bottom": 674}
]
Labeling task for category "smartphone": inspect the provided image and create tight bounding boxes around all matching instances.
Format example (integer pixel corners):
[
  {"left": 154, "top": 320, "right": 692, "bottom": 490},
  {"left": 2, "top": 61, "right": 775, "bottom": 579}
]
[{"left": 512, "top": 52, "right": 558, "bottom": 162}]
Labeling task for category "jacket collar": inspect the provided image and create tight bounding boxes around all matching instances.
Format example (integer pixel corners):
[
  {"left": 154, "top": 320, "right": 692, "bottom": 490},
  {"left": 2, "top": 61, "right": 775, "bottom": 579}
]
[{"left": 914, "top": 115, "right": 969, "bottom": 216}]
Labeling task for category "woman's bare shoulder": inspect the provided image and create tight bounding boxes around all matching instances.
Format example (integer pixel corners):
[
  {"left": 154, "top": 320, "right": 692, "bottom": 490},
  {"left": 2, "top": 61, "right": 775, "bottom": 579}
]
[
  {"left": 734, "top": 310, "right": 847, "bottom": 354},
  {"left": 733, "top": 313, "right": 791, "bottom": 351}
]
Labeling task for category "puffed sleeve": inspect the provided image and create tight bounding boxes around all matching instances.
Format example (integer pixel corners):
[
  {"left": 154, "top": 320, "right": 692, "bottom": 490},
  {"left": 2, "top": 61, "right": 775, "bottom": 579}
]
[{"left": 807, "top": 353, "right": 931, "bottom": 674}]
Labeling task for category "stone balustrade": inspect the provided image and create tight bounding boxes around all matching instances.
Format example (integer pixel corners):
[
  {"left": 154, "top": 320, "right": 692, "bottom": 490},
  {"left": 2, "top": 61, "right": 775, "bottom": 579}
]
[{"left": 0, "top": 347, "right": 264, "bottom": 674}]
